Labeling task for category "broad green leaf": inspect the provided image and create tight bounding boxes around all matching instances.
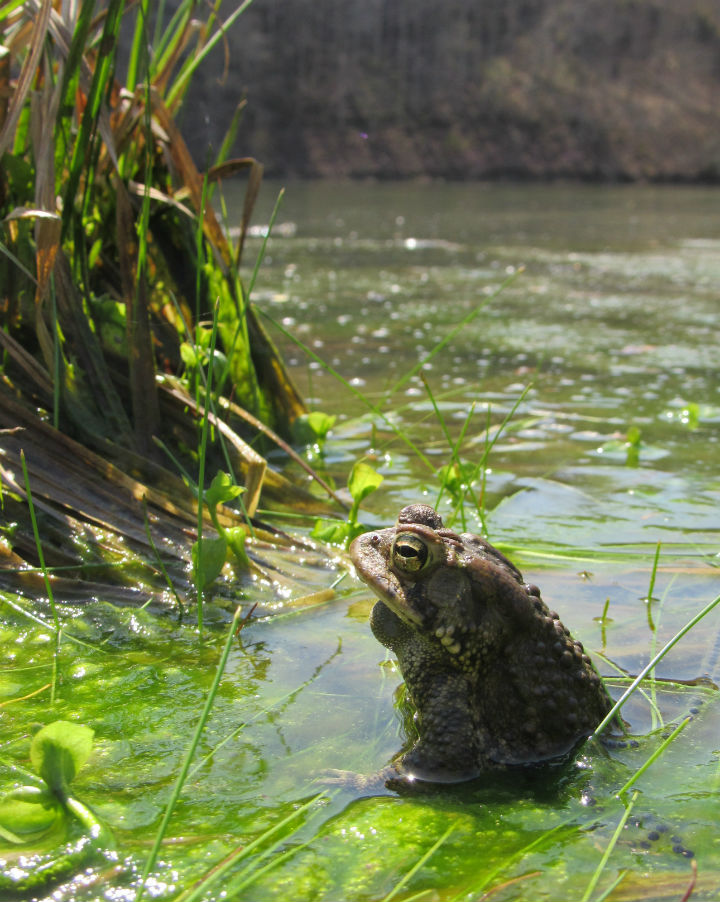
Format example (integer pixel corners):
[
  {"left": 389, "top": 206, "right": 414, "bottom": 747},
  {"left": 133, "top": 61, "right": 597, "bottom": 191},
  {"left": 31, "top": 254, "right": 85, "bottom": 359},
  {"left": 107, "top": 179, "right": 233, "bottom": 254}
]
[
  {"left": 306, "top": 411, "right": 336, "bottom": 437},
  {"left": 192, "top": 536, "right": 227, "bottom": 590},
  {"left": 30, "top": 722, "right": 94, "bottom": 797},
  {"left": 291, "top": 411, "right": 337, "bottom": 446},
  {"left": 348, "top": 462, "right": 383, "bottom": 504},
  {"left": 180, "top": 341, "right": 199, "bottom": 368},
  {"left": 311, "top": 519, "right": 366, "bottom": 547}
]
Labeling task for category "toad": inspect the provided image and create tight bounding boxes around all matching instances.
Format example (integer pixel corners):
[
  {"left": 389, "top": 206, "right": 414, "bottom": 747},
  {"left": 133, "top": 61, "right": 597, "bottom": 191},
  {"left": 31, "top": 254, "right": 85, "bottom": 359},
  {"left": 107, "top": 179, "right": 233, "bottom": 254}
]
[{"left": 349, "top": 504, "right": 614, "bottom": 784}]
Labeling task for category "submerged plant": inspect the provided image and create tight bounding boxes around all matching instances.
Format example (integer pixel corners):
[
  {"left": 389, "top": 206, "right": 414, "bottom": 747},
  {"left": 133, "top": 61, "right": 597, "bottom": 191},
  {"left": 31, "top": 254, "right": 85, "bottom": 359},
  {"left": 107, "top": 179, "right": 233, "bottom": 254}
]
[{"left": 0, "top": 721, "right": 113, "bottom": 893}]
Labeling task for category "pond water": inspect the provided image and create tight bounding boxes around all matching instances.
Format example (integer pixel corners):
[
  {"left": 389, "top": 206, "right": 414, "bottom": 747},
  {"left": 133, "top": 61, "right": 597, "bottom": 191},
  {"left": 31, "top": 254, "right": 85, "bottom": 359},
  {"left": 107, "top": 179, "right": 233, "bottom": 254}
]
[{"left": 2, "top": 182, "right": 720, "bottom": 900}]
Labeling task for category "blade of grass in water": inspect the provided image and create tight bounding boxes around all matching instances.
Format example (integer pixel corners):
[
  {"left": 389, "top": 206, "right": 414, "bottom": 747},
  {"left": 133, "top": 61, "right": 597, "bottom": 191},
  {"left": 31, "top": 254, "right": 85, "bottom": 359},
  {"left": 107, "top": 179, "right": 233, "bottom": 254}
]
[
  {"left": 136, "top": 604, "right": 251, "bottom": 902},
  {"left": 453, "top": 819, "right": 575, "bottom": 900},
  {"left": 616, "top": 715, "right": 692, "bottom": 799},
  {"left": 258, "top": 308, "right": 435, "bottom": 473},
  {"left": 593, "top": 655, "right": 662, "bottom": 727},
  {"left": 382, "top": 266, "right": 524, "bottom": 401},
  {"left": 20, "top": 450, "right": 60, "bottom": 703},
  {"left": 647, "top": 570, "right": 679, "bottom": 730},
  {"left": 247, "top": 186, "right": 285, "bottom": 298},
  {"left": 592, "top": 870, "right": 628, "bottom": 902},
  {"left": 593, "top": 591, "right": 720, "bottom": 737},
  {"left": 178, "top": 795, "right": 328, "bottom": 902},
  {"left": 421, "top": 372, "right": 475, "bottom": 522},
  {"left": 580, "top": 791, "right": 638, "bottom": 902},
  {"left": 381, "top": 823, "right": 457, "bottom": 902},
  {"left": 194, "top": 299, "right": 221, "bottom": 629}
]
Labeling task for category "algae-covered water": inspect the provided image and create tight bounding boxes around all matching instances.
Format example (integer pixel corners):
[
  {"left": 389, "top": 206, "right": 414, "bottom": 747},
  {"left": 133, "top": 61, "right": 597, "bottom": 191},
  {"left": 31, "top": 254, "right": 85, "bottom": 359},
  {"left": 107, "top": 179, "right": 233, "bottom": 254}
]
[{"left": 2, "top": 183, "right": 720, "bottom": 900}]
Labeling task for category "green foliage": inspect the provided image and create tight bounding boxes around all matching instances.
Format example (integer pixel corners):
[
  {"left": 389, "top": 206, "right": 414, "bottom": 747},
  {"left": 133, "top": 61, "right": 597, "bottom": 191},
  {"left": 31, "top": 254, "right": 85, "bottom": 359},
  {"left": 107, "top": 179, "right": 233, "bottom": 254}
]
[
  {"left": 625, "top": 425, "right": 642, "bottom": 467},
  {"left": 180, "top": 334, "right": 230, "bottom": 399},
  {"left": 596, "top": 425, "right": 666, "bottom": 467},
  {"left": 29, "top": 721, "right": 94, "bottom": 801},
  {"left": 0, "top": 787, "right": 61, "bottom": 845},
  {"left": 0, "top": 721, "right": 111, "bottom": 893},
  {"left": 192, "top": 471, "right": 249, "bottom": 592},
  {"left": 312, "top": 460, "right": 383, "bottom": 547},
  {"left": 292, "top": 411, "right": 337, "bottom": 452},
  {"left": 0, "top": 0, "right": 305, "bottom": 461}
]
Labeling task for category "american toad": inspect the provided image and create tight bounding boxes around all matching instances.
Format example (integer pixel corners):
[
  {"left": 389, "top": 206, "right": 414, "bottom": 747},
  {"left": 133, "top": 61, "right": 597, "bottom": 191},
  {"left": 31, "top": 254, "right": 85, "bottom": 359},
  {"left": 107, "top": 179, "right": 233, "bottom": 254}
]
[{"left": 349, "top": 504, "right": 614, "bottom": 784}]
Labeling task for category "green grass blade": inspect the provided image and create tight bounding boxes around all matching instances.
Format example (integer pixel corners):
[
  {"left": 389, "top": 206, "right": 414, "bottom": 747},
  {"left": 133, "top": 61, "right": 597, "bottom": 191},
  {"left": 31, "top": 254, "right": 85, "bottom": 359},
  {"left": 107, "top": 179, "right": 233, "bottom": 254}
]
[
  {"left": 166, "top": 0, "right": 255, "bottom": 107},
  {"left": 592, "top": 870, "right": 628, "bottom": 902},
  {"left": 152, "top": 0, "right": 190, "bottom": 62},
  {"left": 247, "top": 187, "right": 284, "bottom": 298},
  {"left": 177, "top": 793, "right": 327, "bottom": 902},
  {"left": 62, "top": 0, "right": 125, "bottom": 237},
  {"left": 126, "top": 0, "right": 150, "bottom": 93},
  {"left": 57, "top": 0, "right": 97, "bottom": 114},
  {"left": 258, "top": 308, "right": 436, "bottom": 473},
  {"left": 381, "top": 823, "right": 456, "bottom": 902},
  {"left": 593, "top": 592, "right": 720, "bottom": 737},
  {"left": 20, "top": 450, "right": 60, "bottom": 703},
  {"left": 0, "top": 238, "right": 37, "bottom": 283},
  {"left": 456, "top": 819, "right": 575, "bottom": 899},
  {"left": 136, "top": 604, "right": 248, "bottom": 902},
  {"left": 383, "top": 267, "right": 523, "bottom": 400},
  {"left": 193, "top": 299, "right": 221, "bottom": 628},
  {"left": 0, "top": 0, "right": 26, "bottom": 24},
  {"left": 580, "top": 791, "right": 637, "bottom": 902},
  {"left": 616, "top": 715, "right": 692, "bottom": 799}
]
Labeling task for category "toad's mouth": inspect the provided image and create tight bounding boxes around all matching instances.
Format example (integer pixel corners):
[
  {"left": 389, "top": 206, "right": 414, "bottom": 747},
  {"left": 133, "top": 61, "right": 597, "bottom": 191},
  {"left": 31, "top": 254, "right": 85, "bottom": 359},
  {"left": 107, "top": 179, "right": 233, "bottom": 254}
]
[{"left": 357, "top": 568, "right": 425, "bottom": 627}]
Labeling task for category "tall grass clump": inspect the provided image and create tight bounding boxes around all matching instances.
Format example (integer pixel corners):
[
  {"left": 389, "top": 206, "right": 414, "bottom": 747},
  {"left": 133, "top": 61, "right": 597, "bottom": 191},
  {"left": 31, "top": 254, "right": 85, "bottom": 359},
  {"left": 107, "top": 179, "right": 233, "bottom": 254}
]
[
  {"left": 0, "top": 2, "right": 331, "bottom": 598},
  {"left": 0, "top": 0, "right": 304, "bottom": 458}
]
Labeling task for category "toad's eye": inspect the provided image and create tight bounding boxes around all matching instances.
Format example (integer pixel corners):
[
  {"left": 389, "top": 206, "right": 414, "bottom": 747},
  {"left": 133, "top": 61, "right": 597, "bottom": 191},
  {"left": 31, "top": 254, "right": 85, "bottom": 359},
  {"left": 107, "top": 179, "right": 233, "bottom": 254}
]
[{"left": 392, "top": 533, "right": 429, "bottom": 572}]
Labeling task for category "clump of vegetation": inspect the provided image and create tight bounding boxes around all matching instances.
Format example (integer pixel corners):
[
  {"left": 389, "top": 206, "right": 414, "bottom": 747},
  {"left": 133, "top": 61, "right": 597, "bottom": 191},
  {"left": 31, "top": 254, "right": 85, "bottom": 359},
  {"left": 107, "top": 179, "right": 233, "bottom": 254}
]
[
  {"left": 1, "top": 0, "right": 304, "bottom": 444},
  {"left": 0, "top": 2, "right": 343, "bottom": 611}
]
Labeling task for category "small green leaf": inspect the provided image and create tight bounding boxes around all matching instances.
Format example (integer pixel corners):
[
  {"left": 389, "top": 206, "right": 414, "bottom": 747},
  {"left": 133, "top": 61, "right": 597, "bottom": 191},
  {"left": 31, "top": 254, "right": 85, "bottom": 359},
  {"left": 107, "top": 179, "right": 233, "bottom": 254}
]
[
  {"left": 192, "top": 536, "right": 227, "bottom": 590},
  {"left": 348, "top": 461, "right": 383, "bottom": 505},
  {"left": 311, "top": 519, "right": 352, "bottom": 545},
  {"left": 205, "top": 471, "right": 244, "bottom": 511},
  {"left": 291, "top": 411, "right": 336, "bottom": 445},
  {"left": 29, "top": 722, "right": 95, "bottom": 798},
  {"left": 224, "top": 526, "right": 250, "bottom": 568},
  {"left": 180, "top": 342, "right": 199, "bottom": 368},
  {"left": 0, "top": 788, "right": 60, "bottom": 843},
  {"left": 306, "top": 411, "right": 336, "bottom": 439}
]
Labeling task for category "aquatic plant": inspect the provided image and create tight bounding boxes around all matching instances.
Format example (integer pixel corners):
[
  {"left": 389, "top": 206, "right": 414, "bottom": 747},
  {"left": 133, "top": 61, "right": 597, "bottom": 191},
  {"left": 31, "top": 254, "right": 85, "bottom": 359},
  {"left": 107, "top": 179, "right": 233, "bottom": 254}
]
[{"left": 0, "top": 721, "right": 113, "bottom": 893}]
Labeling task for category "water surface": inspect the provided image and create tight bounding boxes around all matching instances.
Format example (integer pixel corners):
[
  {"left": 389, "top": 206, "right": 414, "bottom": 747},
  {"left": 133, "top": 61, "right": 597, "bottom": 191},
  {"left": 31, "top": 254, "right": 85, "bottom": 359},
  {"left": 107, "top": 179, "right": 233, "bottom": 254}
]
[{"left": 2, "top": 182, "right": 719, "bottom": 901}]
